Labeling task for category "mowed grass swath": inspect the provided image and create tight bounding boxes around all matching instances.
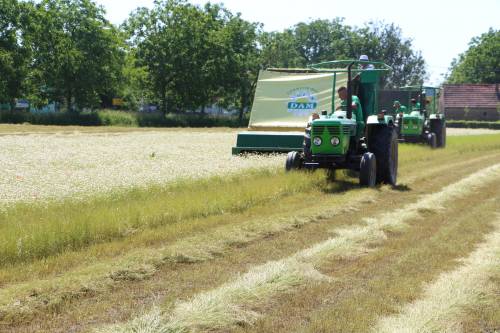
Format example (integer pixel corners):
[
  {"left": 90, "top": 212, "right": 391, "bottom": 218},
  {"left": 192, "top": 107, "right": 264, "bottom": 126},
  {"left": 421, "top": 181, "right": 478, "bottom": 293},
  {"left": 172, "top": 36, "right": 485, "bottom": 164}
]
[
  {"left": 374, "top": 222, "right": 500, "bottom": 333},
  {"left": 99, "top": 162, "right": 500, "bottom": 333}
]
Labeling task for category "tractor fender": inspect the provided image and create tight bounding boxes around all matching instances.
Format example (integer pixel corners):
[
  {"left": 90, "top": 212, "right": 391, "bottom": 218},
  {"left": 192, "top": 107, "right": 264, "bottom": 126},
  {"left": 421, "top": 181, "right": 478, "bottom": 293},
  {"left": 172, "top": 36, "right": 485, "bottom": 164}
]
[
  {"left": 366, "top": 114, "right": 394, "bottom": 127},
  {"left": 429, "top": 117, "right": 446, "bottom": 128},
  {"left": 429, "top": 113, "right": 445, "bottom": 120}
]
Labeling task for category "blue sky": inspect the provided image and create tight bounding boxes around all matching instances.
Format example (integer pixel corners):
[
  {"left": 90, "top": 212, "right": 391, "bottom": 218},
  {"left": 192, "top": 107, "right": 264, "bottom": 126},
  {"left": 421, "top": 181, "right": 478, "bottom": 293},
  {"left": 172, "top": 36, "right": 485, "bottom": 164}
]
[{"left": 96, "top": 0, "right": 499, "bottom": 85}]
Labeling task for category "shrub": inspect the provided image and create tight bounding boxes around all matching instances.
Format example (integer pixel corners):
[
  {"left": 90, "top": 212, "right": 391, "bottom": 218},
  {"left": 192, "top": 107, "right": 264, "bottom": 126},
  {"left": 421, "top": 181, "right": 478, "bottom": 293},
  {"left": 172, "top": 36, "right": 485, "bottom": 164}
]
[
  {"left": 446, "top": 120, "right": 500, "bottom": 130},
  {"left": 0, "top": 110, "right": 250, "bottom": 127}
]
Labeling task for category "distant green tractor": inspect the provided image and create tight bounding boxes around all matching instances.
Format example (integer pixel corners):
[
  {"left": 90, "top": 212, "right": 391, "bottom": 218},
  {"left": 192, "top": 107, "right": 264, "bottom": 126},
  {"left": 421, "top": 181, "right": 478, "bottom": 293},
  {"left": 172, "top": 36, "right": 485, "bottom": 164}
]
[
  {"left": 285, "top": 60, "right": 398, "bottom": 187},
  {"left": 392, "top": 86, "right": 446, "bottom": 148}
]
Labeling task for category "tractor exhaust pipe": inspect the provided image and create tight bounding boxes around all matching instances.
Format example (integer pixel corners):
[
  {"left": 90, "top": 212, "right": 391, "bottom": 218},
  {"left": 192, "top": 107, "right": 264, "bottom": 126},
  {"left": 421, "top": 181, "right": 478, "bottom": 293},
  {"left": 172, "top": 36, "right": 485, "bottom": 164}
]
[
  {"left": 420, "top": 87, "right": 426, "bottom": 112},
  {"left": 347, "top": 62, "right": 355, "bottom": 120}
]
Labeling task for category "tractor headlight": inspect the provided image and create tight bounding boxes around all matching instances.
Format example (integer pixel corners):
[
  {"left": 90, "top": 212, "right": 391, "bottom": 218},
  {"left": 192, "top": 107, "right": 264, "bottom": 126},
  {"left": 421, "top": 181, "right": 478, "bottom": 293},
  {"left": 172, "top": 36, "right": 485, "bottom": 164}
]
[
  {"left": 330, "top": 137, "right": 340, "bottom": 146},
  {"left": 313, "top": 137, "right": 322, "bottom": 146}
]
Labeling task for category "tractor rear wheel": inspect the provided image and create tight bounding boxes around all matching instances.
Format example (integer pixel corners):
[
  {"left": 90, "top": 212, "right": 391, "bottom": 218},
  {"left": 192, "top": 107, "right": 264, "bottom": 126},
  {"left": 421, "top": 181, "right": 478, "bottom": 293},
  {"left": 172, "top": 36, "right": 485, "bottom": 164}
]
[
  {"left": 285, "top": 151, "right": 302, "bottom": 171},
  {"left": 359, "top": 152, "right": 376, "bottom": 187},
  {"left": 427, "top": 132, "right": 437, "bottom": 149},
  {"left": 369, "top": 126, "right": 398, "bottom": 185},
  {"left": 433, "top": 121, "right": 446, "bottom": 148},
  {"left": 439, "top": 126, "right": 446, "bottom": 148}
]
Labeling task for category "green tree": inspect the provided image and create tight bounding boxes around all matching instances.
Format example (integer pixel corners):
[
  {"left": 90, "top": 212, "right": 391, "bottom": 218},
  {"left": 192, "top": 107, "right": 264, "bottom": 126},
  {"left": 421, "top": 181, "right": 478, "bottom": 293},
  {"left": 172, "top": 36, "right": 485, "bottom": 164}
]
[
  {"left": 125, "top": 0, "right": 205, "bottom": 113},
  {"left": 0, "top": 0, "right": 33, "bottom": 109},
  {"left": 259, "top": 19, "right": 426, "bottom": 88},
  {"left": 30, "top": 0, "right": 124, "bottom": 111},
  {"left": 294, "top": 18, "right": 352, "bottom": 63},
  {"left": 212, "top": 12, "right": 260, "bottom": 123},
  {"left": 125, "top": 0, "right": 261, "bottom": 115},
  {"left": 355, "top": 22, "right": 427, "bottom": 87},
  {"left": 446, "top": 28, "right": 499, "bottom": 84},
  {"left": 120, "top": 49, "right": 151, "bottom": 111},
  {"left": 259, "top": 30, "right": 304, "bottom": 68}
]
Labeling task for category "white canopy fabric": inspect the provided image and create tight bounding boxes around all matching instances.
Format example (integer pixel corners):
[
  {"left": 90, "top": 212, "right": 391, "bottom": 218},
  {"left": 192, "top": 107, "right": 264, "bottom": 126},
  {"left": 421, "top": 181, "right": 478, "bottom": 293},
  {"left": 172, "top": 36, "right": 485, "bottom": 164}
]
[{"left": 248, "top": 70, "right": 348, "bottom": 131}]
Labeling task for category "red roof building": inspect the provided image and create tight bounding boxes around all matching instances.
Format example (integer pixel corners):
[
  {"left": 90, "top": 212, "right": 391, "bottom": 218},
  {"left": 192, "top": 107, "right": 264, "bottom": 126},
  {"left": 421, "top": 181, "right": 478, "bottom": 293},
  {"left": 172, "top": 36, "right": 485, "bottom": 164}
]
[{"left": 441, "top": 84, "right": 499, "bottom": 121}]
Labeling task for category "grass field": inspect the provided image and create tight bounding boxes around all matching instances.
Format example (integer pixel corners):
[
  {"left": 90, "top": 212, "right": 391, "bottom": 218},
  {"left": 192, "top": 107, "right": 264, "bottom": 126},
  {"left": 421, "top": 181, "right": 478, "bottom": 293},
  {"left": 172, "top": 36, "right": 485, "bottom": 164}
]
[
  {"left": 0, "top": 128, "right": 280, "bottom": 204},
  {"left": 0, "top": 124, "right": 499, "bottom": 333}
]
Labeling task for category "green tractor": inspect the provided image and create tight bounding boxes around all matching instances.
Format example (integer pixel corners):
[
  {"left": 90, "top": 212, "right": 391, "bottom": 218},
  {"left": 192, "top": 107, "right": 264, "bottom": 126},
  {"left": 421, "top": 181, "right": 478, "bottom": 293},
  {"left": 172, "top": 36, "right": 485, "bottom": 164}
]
[
  {"left": 391, "top": 86, "right": 446, "bottom": 148},
  {"left": 285, "top": 60, "right": 398, "bottom": 187}
]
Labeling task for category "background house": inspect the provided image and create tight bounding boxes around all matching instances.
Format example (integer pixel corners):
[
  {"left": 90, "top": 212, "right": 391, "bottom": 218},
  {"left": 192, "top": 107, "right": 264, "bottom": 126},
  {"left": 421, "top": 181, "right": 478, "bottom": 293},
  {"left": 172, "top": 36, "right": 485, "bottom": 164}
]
[{"left": 441, "top": 84, "right": 499, "bottom": 121}]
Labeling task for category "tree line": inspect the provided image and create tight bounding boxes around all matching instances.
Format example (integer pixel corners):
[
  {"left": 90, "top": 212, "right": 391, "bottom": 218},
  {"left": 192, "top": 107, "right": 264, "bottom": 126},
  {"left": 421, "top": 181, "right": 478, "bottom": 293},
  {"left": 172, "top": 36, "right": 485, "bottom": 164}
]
[{"left": 1, "top": 0, "right": 428, "bottom": 119}]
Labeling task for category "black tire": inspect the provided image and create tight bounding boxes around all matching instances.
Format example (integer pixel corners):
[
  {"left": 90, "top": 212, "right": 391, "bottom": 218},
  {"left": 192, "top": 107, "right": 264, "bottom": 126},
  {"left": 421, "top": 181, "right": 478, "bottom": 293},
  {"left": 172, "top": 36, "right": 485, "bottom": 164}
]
[
  {"left": 368, "top": 126, "right": 398, "bottom": 185},
  {"left": 285, "top": 151, "right": 302, "bottom": 171},
  {"left": 430, "top": 119, "right": 446, "bottom": 148},
  {"left": 427, "top": 132, "right": 437, "bottom": 149},
  {"left": 359, "top": 152, "right": 376, "bottom": 187},
  {"left": 440, "top": 125, "right": 447, "bottom": 148}
]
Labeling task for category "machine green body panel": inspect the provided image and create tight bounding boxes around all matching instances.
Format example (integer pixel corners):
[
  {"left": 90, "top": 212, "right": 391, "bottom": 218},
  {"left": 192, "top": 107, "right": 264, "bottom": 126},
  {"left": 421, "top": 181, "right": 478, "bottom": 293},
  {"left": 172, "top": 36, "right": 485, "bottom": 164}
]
[
  {"left": 400, "top": 111, "right": 424, "bottom": 136},
  {"left": 231, "top": 131, "right": 304, "bottom": 154},
  {"left": 310, "top": 117, "right": 356, "bottom": 155},
  {"left": 360, "top": 70, "right": 379, "bottom": 84}
]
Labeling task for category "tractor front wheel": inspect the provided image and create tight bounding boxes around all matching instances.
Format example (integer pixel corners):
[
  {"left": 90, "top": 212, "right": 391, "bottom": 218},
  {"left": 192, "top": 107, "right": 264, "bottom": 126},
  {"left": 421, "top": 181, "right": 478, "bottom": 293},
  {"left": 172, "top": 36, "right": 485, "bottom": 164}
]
[
  {"left": 427, "top": 132, "right": 437, "bottom": 149},
  {"left": 285, "top": 151, "right": 302, "bottom": 171},
  {"left": 359, "top": 152, "right": 376, "bottom": 187},
  {"left": 303, "top": 132, "right": 312, "bottom": 160}
]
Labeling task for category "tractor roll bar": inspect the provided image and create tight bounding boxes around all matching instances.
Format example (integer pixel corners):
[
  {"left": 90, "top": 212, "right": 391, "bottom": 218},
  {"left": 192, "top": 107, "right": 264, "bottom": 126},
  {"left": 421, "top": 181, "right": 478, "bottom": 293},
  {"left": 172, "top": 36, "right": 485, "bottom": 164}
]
[
  {"left": 308, "top": 60, "right": 392, "bottom": 72},
  {"left": 347, "top": 61, "right": 354, "bottom": 120}
]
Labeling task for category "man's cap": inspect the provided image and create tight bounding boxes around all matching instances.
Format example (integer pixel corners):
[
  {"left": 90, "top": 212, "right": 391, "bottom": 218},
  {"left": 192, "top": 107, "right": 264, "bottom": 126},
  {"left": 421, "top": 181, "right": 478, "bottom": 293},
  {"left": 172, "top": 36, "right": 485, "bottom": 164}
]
[
  {"left": 393, "top": 100, "right": 400, "bottom": 105},
  {"left": 359, "top": 55, "right": 369, "bottom": 61}
]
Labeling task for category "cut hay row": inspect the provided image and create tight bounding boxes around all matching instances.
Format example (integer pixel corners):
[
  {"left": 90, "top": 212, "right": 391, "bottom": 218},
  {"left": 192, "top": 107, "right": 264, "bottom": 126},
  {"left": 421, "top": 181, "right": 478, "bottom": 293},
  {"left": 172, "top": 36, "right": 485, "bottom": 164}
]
[
  {"left": 374, "top": 217, "right": 500, "bottom": 333},
  {"left": 98, "top": 163, "right": 500, "bottom": 333},
  {"left": 398, "top": 153, "right": 497, "bottom": 185},
  {"left": 0, "top": 131, "right": 281, "bottom": 205},
  {"left": 0, "top": 188, "right": 374, "bottom": 319}
]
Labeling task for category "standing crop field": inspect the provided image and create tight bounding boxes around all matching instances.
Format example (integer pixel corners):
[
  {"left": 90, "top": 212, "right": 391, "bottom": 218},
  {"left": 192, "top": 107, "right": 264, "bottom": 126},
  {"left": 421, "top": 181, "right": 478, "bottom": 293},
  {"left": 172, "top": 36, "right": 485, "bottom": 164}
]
[
  {"left": 0, "top": 129, "right": 282, "bottom": 205},
  {"left": 0, "top": 125, "right": 499, "bottom": 333}
]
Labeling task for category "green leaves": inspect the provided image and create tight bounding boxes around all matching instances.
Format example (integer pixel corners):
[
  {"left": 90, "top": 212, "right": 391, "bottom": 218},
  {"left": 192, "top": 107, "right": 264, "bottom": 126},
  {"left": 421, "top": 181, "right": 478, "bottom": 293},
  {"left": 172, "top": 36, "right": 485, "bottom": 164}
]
[
  {"left": 29, "top": 0, "right": 125, "bottom": 110},
  {"left": 0, "top": 0, "right": 33, "bottom": 107},
  {"left": 0, "top": 0, "right": 126, "bottom": 110},
  {"left": 258, "top": 19, "right": 426, "bottom": 88},
  {"left": 446, "top": 28, "right": 500, "bottom": 84},
  {"left": 125, "top": 0, "right": 259, "bottom": 115},
  {"left": 1, "top": 1, "right": 428, "bottom": 113}
]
